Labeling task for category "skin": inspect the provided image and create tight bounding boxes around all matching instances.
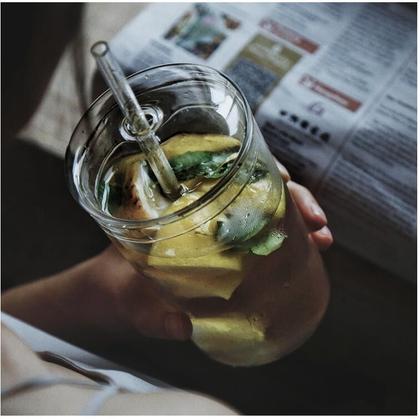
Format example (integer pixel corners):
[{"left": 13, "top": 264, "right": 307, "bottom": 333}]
[
  {"left": 1, "top": 325, "right": 237, "bottom": 415},
  {"left": 1, "top": 176, "right": 332, "bottom": 414},
  {"left": 1, "top": 3, "right": 333, "bottom": 414},
  {"left": 1, "top": 4, "right": 332, "bottom": 343},
  {"left": 1, "top": 172, "right": 332, "bottom": 344}
]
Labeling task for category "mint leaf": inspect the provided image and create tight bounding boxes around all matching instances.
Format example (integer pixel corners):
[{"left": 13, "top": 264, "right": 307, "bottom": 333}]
[
  {"left": 169, "top": 148, "right": 239, "bottom": 181},
  {"left": 217, "top": 208, "right": 269, "bottom": 244},
  {"left": 250, "top": 230, "right": 287, "bottom": 256},
  {"left": 168, "top": 147, "right": 269, "bottom": 183}
]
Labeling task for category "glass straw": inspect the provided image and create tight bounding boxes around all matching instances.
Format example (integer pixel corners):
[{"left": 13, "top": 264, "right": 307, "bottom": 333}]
[{"left": 91, "top": 41, "right": 182, "bottom": 200}]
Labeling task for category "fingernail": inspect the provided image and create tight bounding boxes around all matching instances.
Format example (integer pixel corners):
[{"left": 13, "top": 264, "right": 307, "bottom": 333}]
[
  {"left": 164, "top": 312, "right": 192, "bottom": 341},
  {"left": 319, "top": 225, "right": 331, "bottom": 237},
  {"left": 311, "top": 203, "right": 326, "bottom": 221},
  {"left": 281, "top": 169, "right": 291, "bottom": 182}
]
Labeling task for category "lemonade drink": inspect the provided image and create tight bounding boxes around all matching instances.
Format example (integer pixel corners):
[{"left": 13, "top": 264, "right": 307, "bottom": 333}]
[
  {"left": 67, "top": 64, "right": 329, "bottom": 367},
  {"left": 96, "top": 133, "right": 326, "bottom": 366}
]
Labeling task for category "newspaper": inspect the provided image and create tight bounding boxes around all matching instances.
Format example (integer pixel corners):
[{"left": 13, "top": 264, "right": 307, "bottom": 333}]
[{"left": 110, "top": 3, "right": 416, "bottom": 282}]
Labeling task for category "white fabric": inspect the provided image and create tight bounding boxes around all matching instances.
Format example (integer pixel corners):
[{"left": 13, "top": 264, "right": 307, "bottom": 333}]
[
  {"left": 81, "top": 384, "right": 120, "bottom": 415},
  {"left": 1, "top": 375, "right": 116, "bottom": 415},
  {"left": 1, "top": 312, "right": 168, "bottom": 392},
  {"left": 1, "top": 375, "right": 101, "bottom": 398}
]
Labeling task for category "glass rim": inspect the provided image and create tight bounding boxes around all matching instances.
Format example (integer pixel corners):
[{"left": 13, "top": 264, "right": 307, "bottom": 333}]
[{"left": 68, "top": 62, "right": 255, "bottom": 229}]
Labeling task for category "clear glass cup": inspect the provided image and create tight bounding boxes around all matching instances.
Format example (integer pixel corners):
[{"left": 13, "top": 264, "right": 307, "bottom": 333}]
[{"left": 66, "top": 63, "right": 329, "bottom": 367}]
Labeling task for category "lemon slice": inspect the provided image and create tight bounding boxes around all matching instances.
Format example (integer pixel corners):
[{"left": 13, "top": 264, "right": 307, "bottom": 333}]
[
  {"left": 147, "top": 185, "right": 243, "bottom": 298},
  {"left": 144, "top": 268, "right": 242, "bottom": 300},
  {"left": 191, "top": 313, "right": 269, "bottom": 366},
  {"left": 163, "top": 134, "right": 240, "bottom": 157}
]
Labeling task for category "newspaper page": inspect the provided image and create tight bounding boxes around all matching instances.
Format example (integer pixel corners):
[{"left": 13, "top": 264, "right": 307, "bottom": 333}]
[{"left": 110, "top": 3, "right": 416, "bottom": 281}]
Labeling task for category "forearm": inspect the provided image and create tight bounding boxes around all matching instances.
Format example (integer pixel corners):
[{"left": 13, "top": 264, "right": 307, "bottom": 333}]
[{"left": 1, "top": 254, "right": 122, "bottom": 344}]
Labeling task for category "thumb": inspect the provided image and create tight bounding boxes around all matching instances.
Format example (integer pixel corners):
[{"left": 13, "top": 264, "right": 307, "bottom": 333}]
[{"left": 122, "top": 274, "right": 192, "bottom": 341}]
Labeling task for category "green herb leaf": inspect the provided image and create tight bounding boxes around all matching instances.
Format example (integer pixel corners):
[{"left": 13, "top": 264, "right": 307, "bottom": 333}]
[
  {"left": 216, "top": 208, "right": 269, "bottom": 244},
  {"left": 168, "top": 146, "right": 269, "bottom": 185},
  {"left": 169, "top": 148, "right": 239, "bottom": 181},
  {"left": 250, "top": 230, "right": 287, "bottom": 256}
]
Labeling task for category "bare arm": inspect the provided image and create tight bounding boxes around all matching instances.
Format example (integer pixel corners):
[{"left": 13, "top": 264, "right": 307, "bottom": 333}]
[
  {"left": 1, "top": 325, "right": 237, "bottom": 415},
  {"left": 2, "top": 176, "right": 332, "bottom": 347},
  {"left": 2, "top": 4, "right": 332, "bottom": 349},
  {"left": 2, "top": 247, "right": 192, "bottom": 346}
]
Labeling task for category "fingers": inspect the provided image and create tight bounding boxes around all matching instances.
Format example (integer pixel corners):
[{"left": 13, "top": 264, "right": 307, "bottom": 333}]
[
  {"left": 286, "top": 181, "right": 333, "bottom": 251},
  {"left": 309, "top": 226, "right": 333, "bottom": 251},
  {"left": 164, "top": 312, "right": 193, "bottom": 341},
  {"left": 287, "top": 181, "right": 327, "bottom": 231},
  {"left": 274, "top": 158, "right": 291, "bottom": 182},
  {"left": 99, "top": 248, "right": 193, "bottom": 341},
  {"left": 122, "top": 272, "right": 192, "bottom": 341}
]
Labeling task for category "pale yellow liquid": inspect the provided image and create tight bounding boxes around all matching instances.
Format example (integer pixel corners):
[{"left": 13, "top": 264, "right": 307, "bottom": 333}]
[{"left": 98, "top": 134, "right": 327, "bottom": 366}]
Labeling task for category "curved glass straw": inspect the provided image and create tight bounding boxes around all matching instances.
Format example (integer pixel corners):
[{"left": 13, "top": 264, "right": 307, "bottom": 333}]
[{"left": 91, "top": 41, "right": 182, "bottom": 200}]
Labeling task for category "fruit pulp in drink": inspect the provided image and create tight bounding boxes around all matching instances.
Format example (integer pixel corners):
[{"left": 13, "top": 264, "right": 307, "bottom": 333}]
[{"left": 97, "top": 133, "right": 327, "bottom": 366}]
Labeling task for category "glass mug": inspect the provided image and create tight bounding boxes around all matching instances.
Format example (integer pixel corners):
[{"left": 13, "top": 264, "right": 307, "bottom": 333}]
[{"left": 66, "top": 63, "right": 329, "bottom": 367}]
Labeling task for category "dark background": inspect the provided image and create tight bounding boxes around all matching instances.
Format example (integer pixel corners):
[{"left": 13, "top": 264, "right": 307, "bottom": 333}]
[
  {"left": 1, "top": 2, "right": 416, "bottom": 415},
  {"left": 2, "top": 137, "right": 416, "bottom": 414}
]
